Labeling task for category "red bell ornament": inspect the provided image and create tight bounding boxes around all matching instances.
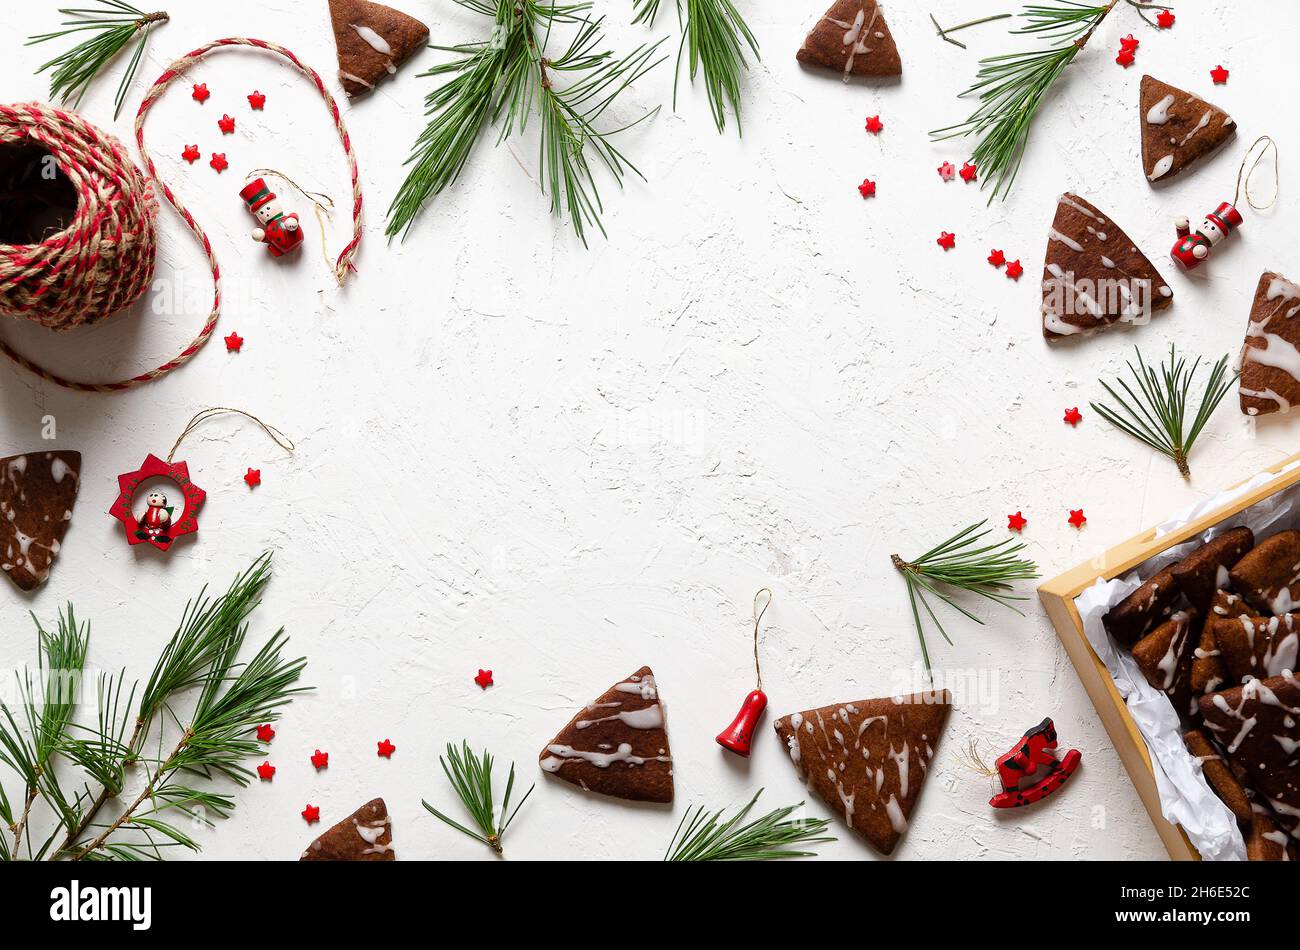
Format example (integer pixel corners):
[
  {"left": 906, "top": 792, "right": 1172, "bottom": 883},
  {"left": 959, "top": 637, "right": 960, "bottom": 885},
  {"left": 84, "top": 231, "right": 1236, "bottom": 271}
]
[{"left": 715, "top": 588, "right": 773, "bottom": 757}]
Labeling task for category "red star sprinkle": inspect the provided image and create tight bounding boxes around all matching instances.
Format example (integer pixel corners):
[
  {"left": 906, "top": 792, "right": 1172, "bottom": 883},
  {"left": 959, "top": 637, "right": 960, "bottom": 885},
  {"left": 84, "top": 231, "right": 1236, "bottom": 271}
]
[
  {"left": 1210, "top": 65, "right": 1229, "bottom": 84},
  {"left": 1005, "top": 259, "right": 1023, "bottom": 279},
  {"left": 864, "top": 115, "right": 884, "bottom": 134},
  {"left": 218, "top": 113, "right": 235, "bottom": 134},
  {"left": 302, "top": 804, "right": 320, "bottom": 824},
  {"left": 255, "top": 723, "right": 276, "bottom": 742},
  {"left": 937, "top": 161, "right": 955, "bottom": 181},
  {"left": 1156, "top": 9, "right": 1174, "bottom": 29},
  {"left": 1119, "top": 34, "right": 1140, "bottom": 52},
  {"left": 192, "top": 83, "right": 210, "bottom": 103},
  {"left": 1068, "top": 509, "right": 1087, "bottom": 529},
  {"left": 224, "top": 331, "right": 243, "bottom": 352},
  {"left": 959, "top": 162, "right": 978, "bottom": 183},
  {"left": 209, "top": 153, "right": 228, "bottom": 173},
  {"left": 1064, "top": 406, "right": 1083, "bottom": 426},
  {"left": 937, "top": 231, "right": 955, "bottom": 250},
  {"left": 257, "top": 761, "right": 276, "bottom": 781},
  {"left": 1008, "top": 512, "right": 1028, "bottom": 533},
  {"left": 311, "top": 749, "right": 329, "bottom": 770},
  {"left": 248, "top": 90, "right": 266, "bottom": 109},
  {"left": 181, "top": 144, "right": 200, "bottom": 163},
  {"left": 377, "top": 739, "right": 396, "bottom": 758},
  {"left": 857, "top": 178, "right": 876, "bottom": 199},
  {"left": 474, "top": 669, "right": 493, "bottom": 689},
  {"left": 988, "top": 249, "right": 1006, "bottom": 267},
  {"left": 244, "top": 468, "right": 261, "bottom": 488},
  {"left": 1116, "top": 48, "right": 1135, "bottom": 68}
]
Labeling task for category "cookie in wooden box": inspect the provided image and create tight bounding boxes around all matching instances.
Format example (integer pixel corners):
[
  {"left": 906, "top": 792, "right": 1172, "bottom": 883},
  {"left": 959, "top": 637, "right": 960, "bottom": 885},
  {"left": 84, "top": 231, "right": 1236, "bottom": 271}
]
[
  {"left": 1246, "top": 804, "right": 1299, "bottom": 861},
  {"left": 1191, "top": 591, "right": 1259, "bottom": 695},
  {"left": 1229, "top": 529, "right": 1300, "bottom": 614},
  {"left": 1139, "top": 75, "right": 1236, "bottom": 183},
  {"left": 1239, "top": 272, "right": 1300, "bottom": 417},
  {"left": 1103, "top": 565, "right": 1179, "bottom": 646},
  {"left": 797, "top": 0, "right": 901, "bottom": 79},
  {"left": 1169, "top": 526, "right": 1254, "bottom": 614},
  {"left": 1132, "top": 609, "right": 1198, "bottom": 717},
  {"left": 1183, "top": 727, "right": 1251, "bottom": 824},
  {"left": 1212, "top": 612, "right": 1300, "bottom": 683}
]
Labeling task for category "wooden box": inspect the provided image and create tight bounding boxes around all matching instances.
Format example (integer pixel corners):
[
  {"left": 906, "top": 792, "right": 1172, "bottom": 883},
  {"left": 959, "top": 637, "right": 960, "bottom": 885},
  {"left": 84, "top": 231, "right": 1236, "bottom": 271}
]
[{"left": 1038, "top": 452, "right": 1300, "bottom": 860}]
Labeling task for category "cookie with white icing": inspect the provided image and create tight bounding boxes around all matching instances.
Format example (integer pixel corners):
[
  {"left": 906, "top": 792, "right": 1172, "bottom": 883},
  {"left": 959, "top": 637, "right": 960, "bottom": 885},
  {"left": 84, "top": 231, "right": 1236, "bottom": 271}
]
[
  {"left": 1239, "top": 272, "right": 1300, "bottom": 416},
  {"left": 1212, "top": 612, "right": 1300, "bottom": 684},
  {"left": 0, "top": 450, "right": 80, "bottom": 592},
  {"left": 1183, "top": 728, "right": 1251, "bottom": 825},
  {"left": 1132, "top": 609, "right": 1198, "bottom": 717},
  {"left": 1229, "top": 529, "right": 1300, "bottom": 614},
  {"left": 796, "top": 0, "right": 901, "bottom": 80},
  {"left": 773, "top": 690, "right": 949, "bottom": 856},
  {"left": 1103, "top": 565, "right": 1179, "bottom": 646},
  {"left": 1041, "top": 193, "right": 1173, "bottom": 339},
  {"left": 1170, "top": 527, "right": 1254, "bottom": 615},
  {"left": 1139, "top": 75, "right": 1235, "bottom": 183},
  {"left": 538, "top": 666, "right": 673, "bottom": 803},
  {"left": 1191, "top": 590, "right": 1258, "bottom": 695},
  {"left": 299, "top": 798, "right": 394, "bottom": 860},
  {"left": 328, "top": 0, "right": 428, "bottom": 98},
  {"left": 1246, "top": 804, "right": 1299, "bottom": 860}
]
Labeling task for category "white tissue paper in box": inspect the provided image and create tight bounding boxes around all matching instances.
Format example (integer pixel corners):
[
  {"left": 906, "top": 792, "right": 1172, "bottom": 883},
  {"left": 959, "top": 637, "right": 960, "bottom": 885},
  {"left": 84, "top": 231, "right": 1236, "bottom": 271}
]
[{"left": 1073, "top": 461, "right": 1300, "bottom": 861}]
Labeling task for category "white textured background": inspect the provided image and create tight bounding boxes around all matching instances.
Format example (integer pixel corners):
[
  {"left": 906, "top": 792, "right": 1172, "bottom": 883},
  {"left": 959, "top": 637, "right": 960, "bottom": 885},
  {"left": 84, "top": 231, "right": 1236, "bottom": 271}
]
[{"left": 1, "top": 0, "right": 1296, "bottom": 861}]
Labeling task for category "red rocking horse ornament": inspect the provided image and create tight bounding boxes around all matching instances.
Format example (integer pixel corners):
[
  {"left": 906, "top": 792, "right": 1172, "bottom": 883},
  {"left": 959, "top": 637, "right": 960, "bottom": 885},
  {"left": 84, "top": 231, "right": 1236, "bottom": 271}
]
[{"left": 988, "top": 718, "right": 1082, "bottom": 809}]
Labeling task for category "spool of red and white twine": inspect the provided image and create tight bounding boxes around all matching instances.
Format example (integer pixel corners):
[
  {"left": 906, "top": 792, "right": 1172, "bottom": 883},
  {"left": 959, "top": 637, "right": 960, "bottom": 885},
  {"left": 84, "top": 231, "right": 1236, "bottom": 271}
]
[{"left": 0, "top": 38, "right": 363, "bottom": 393}]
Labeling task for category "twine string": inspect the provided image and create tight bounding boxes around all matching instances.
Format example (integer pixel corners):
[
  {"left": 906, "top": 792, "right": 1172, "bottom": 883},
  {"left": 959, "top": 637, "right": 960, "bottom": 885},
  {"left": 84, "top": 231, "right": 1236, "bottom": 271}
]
[
  {"left": 752, "top": 588, "right": 772, "bottom": 691},
  {"left": 1234, "top": 135, "right": 1278, "bottom": 212},
  {"left": 167, "top": 407, "right": 295, "bottom": 463},
  {"left": 245, "top": 167, "right": 341, "bottom": 281}
]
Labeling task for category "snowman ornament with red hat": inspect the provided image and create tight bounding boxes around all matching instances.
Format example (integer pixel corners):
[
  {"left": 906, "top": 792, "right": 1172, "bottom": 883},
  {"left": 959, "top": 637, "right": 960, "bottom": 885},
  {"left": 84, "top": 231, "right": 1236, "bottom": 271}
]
[
  {"left": 1170, "top": 201, "right": 1242, "bottom": 271},
  {"left": 239, "top": 177, "right": 303, "bottom": 257}
]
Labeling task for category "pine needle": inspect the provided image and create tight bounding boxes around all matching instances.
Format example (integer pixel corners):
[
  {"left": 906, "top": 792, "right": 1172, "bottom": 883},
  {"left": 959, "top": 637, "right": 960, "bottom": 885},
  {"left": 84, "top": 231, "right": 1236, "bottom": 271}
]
[
  {"left": 891, "top": 521, "right": 1040, "bottom": 680},
  {"left": 27, "top": 1, "right": 169, "bottom": 120},
  {"left": 422, "top": 741, "right": 534, "bottom": 856},
  {"left": 665, "top": 789, "right": 835, "bottom": 861},
  {"left": 1091, "top": 345, "right": 1235, "bottom": 480}
]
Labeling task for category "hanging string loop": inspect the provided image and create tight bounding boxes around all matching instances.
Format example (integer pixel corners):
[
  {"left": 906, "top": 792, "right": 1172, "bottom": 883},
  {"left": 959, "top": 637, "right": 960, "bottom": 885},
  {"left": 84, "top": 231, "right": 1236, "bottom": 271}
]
[{"left": 167, "top": 407, "right": 295, "bottom": 462}]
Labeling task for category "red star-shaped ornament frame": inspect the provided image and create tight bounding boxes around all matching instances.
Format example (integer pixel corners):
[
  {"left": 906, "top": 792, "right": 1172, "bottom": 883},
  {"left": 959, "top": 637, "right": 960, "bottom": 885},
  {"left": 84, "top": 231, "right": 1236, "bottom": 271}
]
[{"left": 109, "top": 454, "right": 207, "bottom": 552}]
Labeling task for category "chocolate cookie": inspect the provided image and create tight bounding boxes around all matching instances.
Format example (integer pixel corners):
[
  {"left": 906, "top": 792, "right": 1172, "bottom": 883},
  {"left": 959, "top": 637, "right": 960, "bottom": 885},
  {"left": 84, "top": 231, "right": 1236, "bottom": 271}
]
[
  {"left": 796, "top": 0, "right": 901, "bottom": 80},
  {"left": 328, "top": 0, "right": 429, "bottom": 98},
  {"left": 1183, "top": 727, "right": 1251, "bottom": 824},
  {"left": 1191, "top": 591, "right": 1258, "bottom": 695},
  {"left": 1246, "top": 804, "right": 1299, "bottom": 861},
  {"left": 1132, "top": 609, "right": 1198, "bottom": 717},
  {"left": 1140, "top": 75, "right": 1235, "bottom": 183},
  {"left": 773, "top": 690, "right": 950, "bottom": 856},
  {"left": 1103, "top": 565, "right": 1180, "bottom": 646},
  {"left": 1041, "top": 193, "right": 1173, "bottom": 339},
  {"left": 539, "top": 666, "right": 673, "bottom": 804},
  {"left": 1169, "top": 527, "right": 1254, "bottom": 614},
  {"left": 1212, "top": 613, "right": 1300, "bottom": 684},
  {"left": 0, "top": 450, "right": 80, "bottom": 591},
  {"left": 1239, "top": 272, "right": 1300, "bottom": 417},
  {"left": 299, "top": 798, "right": 394, "bottom": 860},
  {"left": 1229, "top": 529, "right": 1300, "bottom": 614}
]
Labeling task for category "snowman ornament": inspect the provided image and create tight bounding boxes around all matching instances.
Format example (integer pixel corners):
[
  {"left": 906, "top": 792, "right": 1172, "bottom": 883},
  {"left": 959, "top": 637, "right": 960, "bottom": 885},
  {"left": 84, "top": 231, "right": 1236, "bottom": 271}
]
[
  {"left": 239, "top": 177, "right": 303, "bottom": 258},
  {"left": 1170, "top": 201, "right": 1242, "bottom": 271}
]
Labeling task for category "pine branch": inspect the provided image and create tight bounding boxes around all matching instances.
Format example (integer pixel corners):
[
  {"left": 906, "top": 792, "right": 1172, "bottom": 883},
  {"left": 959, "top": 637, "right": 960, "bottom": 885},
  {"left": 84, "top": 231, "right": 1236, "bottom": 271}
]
[
  {"left": 422, "top": 741, "right": 534, "bottom": 856},
  {"left": 665, "top": 790, "right": 835, "bottom": 861},
  {"left": 891, "top": 521, "right": 1040, "bottom": 680},
  {"left": 26, "top": 1, "right": 169, "bottom": 120},
  {"left": 1091, "top": 344, "right": 1235, "bottom": 480}
]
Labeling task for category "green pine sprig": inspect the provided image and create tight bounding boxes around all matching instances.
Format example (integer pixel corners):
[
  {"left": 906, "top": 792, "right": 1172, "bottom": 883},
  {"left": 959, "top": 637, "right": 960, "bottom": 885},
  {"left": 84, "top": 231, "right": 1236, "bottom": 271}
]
[
  {"left": 27, "top": 1, "right": 169, "bottom": 120},
  {"left": 892, "top": 522, "right": 1040, "bottom": 679},
  {"left": 386, "top": 0, "right": 665, "bottom": 245},
  {"left": 665, "top": 790, "right": 834, "bottom": 861},
  {"left": 422, "top": 741, "right": 534, "bottom": 856},
  {"left": 1091, "top": 345, "right": 1236, "bottom": 480}
]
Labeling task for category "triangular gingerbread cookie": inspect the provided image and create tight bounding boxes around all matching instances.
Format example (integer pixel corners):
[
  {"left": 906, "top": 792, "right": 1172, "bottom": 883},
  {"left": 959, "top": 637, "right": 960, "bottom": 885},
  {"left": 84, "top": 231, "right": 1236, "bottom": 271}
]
[
  {"left": 797, "top": 0, "right": 901, "bottom": 80},
  {"left": 539, "top": 666, "right": 673, "bottom": 803},
  {"left": 1132, "top": 609, "right": 1198, "bottom": 717},
  {"left": 1140, "top": 75, "right": 1235, "bottom": 183},
  {"left": 1213, "top": 613, "right": 1300, "bottom": 684},
  {"left": 773, "top": 690, "right": 949, "bottom": 855},
  {"left": 328, "top": 0, "right": 429, "bottom": 98},
  {"left": 299, "top": 798, "right": 394, "bottom": 860},
  {"left": 1239, "top": 272, "right": 1300, "bottom": 417},
  {"left": 1191, "top": 590, "right": 1258, "bottom": 695},
  {"left": 1041, "top": 193, "right": 1173, "bottom": 339},
  {"left": 0, "top": 450, "right": 80, "bottom": 591}
]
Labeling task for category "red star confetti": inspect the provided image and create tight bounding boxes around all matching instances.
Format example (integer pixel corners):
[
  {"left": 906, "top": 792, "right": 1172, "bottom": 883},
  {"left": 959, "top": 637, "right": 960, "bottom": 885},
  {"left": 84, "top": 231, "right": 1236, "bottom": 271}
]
[
  {"left": 857, "top": 178, "right": 876, "bottom": 198},
  {"left": 255, "top": 723, "right": 276, "bottom": 742},
  {"left": 1116, "top": 48, "right": 1135, "bottom": 68},
  {"left": 864, "top": 114, "right": 884, "bottom": 134},
  {"left": 937, "top": 161, "right": 955, "bottom": 181},
  {"left": 1210, "top": 65, "right": 1229, "bottom": 84},
  {"left": 244, "top": 468, "right": 261, "bottom": 488},
  {"left": 988, "top": 249, "right": 1006, "bottom": 267},
  {"left": 1005, "top": 259, "right": 1023, "bottom": 279},
  {"left": 209, "top": 153, "right": 228, "bottom": 173},
  {"left": 1119, "top": 34, "right": 1140, "bottom": 52},
  {"left": 1068, "top": 509, "right": 1087, "bottom": 529},
  {"left": 1064, "top": 406, "right": 1083, "bottom": 426},
  {"left": 257, "top": 761, "right": 276, "bottom": 781},
  {"left": 181, "top": 144, "right": 200, "bottom": 163},
  {"left": 474, "top": 669, "right": 493, "bottom": 689},
  {"left": 1008, "top": 512, "right": 1028, "bottom": 533},
  {"left": 311, "top": 749, "right": 329, "bottom": 770},
  {"left": 936, "top": 231, "right": 955, "bottom": 250},
  {"left": 218, "top": 113, "right": 235, "bottom": 134},
  {"left": 192, "top": 83, "right": 210, "bottom": 103},
  {"left": 959, "top": 162, "right": 978, "bottom": 183},
  {"left": 224, "top": 331, "right": 243, "bottom": 352},
  {"left": 377, "top": 739, "right": 396, "bottom": 758},
  {"left": 302, "top": 804, "right": 320, "bottom": 824},
  {"left": 248, "top": 90, "right": 266, "bottom": 109},
  {"left": 1156, "top": 9, "right": 1174, "bottom": 29}
]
